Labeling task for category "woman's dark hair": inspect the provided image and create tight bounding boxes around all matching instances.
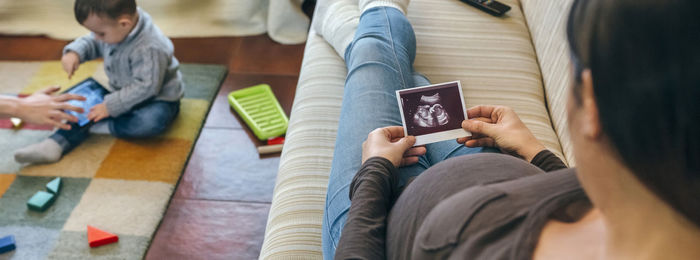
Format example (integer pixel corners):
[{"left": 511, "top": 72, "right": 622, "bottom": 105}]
[
  {"left": 74, "top": 0, "right": 136, "bottom": 24},
  {"left": 566, "top": 0, "right": 700, "bottom": 225}
]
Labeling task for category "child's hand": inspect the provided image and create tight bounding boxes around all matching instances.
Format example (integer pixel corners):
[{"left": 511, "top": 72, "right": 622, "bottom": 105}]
[
  {"left": 88, "top": 103, "right": 110, "bottom": 122},
  {"left": 61, "top": 52, "right": 80, "bottom": 79}
]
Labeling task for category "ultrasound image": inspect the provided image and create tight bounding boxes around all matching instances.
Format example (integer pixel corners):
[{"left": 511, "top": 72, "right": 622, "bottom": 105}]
[{"left": 412, "top": 93, "right": 449, "bottom": 128}]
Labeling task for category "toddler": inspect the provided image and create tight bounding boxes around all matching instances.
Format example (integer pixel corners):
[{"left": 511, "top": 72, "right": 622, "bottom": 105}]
[{"left": 15, "top": 0, "right": 184, "bottom": 164}]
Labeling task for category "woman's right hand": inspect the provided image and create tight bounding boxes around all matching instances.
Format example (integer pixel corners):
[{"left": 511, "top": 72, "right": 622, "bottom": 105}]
[
  {"left": 362, "top": 126, "right": 426, "bottom": 167},
  {"left": 458, "top": 105, "right": 546, "bottom": 162}
]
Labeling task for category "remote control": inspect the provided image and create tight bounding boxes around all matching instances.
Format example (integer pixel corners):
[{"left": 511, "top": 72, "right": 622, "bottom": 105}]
[{"left": 459, "top": 0, "right": 511, "bottom": 16}]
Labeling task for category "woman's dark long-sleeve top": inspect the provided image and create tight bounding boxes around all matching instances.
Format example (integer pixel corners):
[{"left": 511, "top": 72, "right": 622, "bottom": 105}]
[{"left": 335, "top": 150, "right": 590, "bottom": 260}]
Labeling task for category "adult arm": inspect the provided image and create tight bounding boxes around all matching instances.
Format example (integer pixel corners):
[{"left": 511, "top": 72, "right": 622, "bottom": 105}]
[
  {"left": 335, "top": 126, "right": 425, "bottom": 259},
  {"left": 458, "top": 105, "right": 568, "bottom": 172},
  {"left": 0, "top": 86, "right": 85, "bottom": 130},
  {"left": 530, "top": 149, "right": 567, "bottom": 172},
  {"left": 103, "top": 46, "right": 169, "bottom": 117},
  {"left": 335, "top": 157, "right": 399, "bottom": 260}
]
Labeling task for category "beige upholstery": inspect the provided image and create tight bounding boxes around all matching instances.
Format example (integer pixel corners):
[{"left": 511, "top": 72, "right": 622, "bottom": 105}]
[
  {"left": 520, "top": 0, "right": 577, "bottom": 165},
  {"left": 260, "top": 31, "right": 346, "bottom": 259},
  {"left": 261, "top": 0, "right": 573, "bottom": 258},
  {"left": 0, "top": 0, "right": 309, "bottom": 44}
]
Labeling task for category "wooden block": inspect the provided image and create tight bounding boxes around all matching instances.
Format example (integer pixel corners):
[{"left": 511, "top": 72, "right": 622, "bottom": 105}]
[
  {"left": 27, "top": 191, "right": 56, "bottom": 211},
  {"left": 257, "top": 144, "right": 283, "bottom": 154},
  {"left": 87, "top": 225, "right": 119, "bottom": 248},
  {"left": 46, "top": 177, "right": 62, "bottom": 194},
  {"left": 0, "top": 235, "right": 16, "bottom": 254}
]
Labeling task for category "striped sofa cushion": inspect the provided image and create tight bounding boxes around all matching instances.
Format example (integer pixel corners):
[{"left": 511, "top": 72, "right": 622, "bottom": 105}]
[{"left": 520, "top": 0, "right": 577, "bottom": 165}]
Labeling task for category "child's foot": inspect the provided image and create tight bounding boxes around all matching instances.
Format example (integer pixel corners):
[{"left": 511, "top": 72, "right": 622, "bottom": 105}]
[
  {"left": 312, "top": 0, "right": 360, "bottom": 58},
  {"left": 14, "top": 139, "right": 63, "bottom": 164},
  {"left": 359, "top": 0, "right": 410, "bottom": 14}
]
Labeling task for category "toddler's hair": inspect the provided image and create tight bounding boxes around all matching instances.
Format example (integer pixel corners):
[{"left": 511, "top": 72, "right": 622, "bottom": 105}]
[{"left": 74, "top": 0, "right": 136, "bottom": 24}]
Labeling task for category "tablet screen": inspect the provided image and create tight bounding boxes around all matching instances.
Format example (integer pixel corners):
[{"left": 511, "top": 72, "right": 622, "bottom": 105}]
[{"left": 64, "top": 78, "right": 109, "bottom": 127}]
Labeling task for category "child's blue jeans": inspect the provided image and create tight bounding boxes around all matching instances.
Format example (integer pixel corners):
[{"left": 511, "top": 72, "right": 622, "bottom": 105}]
[{"left": 50, "top": 99, "right": 180, "bottom": 153}]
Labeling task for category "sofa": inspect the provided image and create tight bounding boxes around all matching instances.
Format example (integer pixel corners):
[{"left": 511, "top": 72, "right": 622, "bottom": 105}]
[{"left": 260, "top": 0, "right": 575, "bottom": 258}]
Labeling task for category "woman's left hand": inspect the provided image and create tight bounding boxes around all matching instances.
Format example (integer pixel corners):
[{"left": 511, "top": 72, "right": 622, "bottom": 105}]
[{"left": 362, "top": 126, "right": 426, "bottom": 167}]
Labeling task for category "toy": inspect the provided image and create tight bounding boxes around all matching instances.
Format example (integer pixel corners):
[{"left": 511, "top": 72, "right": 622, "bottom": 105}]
[
  {"left": 10, "top": 117, "right": 22, "bottom": 129},
  {"left": 87, "top": 226, "right": 118, "bottom": 248},
  {"left": 0, "top": 235, "right": 16, "bottom": 254},
  {"left": 27, "top": 191, "right": 55, "bottom": 211},
  {"left": 257, "top": 144, "right": 283, "bottom": 155},
  {"left": 228, "top": 84, "right": 288, "bottom": 140},
  {"left": 46, "top": 177, "right": 62, "bottom": 194},
  {"left": 267, "top": 137, "right": 285, "bottom": 145}
]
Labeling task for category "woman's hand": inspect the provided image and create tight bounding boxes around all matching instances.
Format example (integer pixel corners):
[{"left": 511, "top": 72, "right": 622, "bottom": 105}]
[
  {"left": 458, "top": 105, "right": 546, "bottom": 162},
  {"left": 362, "top": 126, "right": 427, "bottom": 167},
  {"left": 15, "top": 86, "right": 86, "bottom": 130}
]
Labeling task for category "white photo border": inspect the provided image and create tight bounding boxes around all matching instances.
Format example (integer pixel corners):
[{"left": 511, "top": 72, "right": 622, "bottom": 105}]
[{"left": 396, "top": 80, "right": 471, "bottom": 146}]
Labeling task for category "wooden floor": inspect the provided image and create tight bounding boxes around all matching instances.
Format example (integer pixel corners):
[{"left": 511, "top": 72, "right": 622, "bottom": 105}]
[{"left": 0, "top": 33, "right": 306, "bottom": 259}]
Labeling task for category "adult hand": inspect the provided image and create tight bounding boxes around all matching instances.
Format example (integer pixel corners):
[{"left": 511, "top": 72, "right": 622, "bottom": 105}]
[
  {"left": 362, "top": 126, "right": 426, "bottom": 167},
  {"left": 16, "top": 86, "right": 86, "bottom": 130},
  {"left": 87, "top": 103, "right": 110, "bottom": 122},
  {"left": 61, "top": 51, "right": 80, "bottom": 79},
  {"left": 457, "top": 105, "right": 546, "bottom": 162}
]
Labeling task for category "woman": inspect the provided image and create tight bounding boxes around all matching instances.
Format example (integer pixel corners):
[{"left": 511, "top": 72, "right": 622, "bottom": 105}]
[
  {"left": 320, "top": 0, "right": 700, "bottom": 259},
  {"left": 0, "top": 86, "right": 85, "bottom": 130}
]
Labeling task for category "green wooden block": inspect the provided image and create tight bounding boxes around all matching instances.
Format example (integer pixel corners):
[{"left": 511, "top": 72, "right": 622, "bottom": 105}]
[
  {"left": 27, "top": 191, "right": 56, "bottom": 211},
  {"left": 46, "top": 177, "right": 62, "bottom": 194}
]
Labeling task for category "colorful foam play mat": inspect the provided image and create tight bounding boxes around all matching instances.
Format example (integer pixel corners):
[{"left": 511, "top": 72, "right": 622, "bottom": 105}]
[{"left": 0, "top": 61, "right": 226, "bottom": 259}]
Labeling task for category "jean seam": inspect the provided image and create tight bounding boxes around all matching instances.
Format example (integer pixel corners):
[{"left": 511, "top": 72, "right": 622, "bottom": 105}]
[{"left": 382, "top": 7, "right": 408, "bottom": 90}]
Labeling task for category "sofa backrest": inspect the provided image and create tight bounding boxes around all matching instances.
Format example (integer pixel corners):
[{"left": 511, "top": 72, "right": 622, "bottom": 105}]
[{"left": 519, "top": 0, "right": 577, "bottom": 165}]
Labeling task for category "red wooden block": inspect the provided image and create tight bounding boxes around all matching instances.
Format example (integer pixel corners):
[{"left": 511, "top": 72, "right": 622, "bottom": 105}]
[
  {"left": 87, "top": 225, "right": 119, "bottom": 248},
  {"left": 267, "top": 137, "right": 285, "bottom": 145}
]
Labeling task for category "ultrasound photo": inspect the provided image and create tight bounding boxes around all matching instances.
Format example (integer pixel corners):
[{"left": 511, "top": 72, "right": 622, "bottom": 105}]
[{"left": 396, "top": 81, "right": 470, "bottom": 145}]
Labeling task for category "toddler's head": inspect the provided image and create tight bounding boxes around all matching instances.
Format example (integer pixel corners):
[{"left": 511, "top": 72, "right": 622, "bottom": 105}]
[{"left": 74, "top": 0, "right": 137, "bottom": 44}]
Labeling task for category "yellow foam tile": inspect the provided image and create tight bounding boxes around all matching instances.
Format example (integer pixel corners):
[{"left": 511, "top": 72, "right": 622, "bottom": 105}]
[
  {"left": 20, "top": 61, "right": 102, "bottom": 95},
  {"left": 95, "top": 138, "right": 192, "bottom": 184},
  {"left": 21, "top": 135, "right": 116, "bottom": 178},
  {"left": 0, "top": 174, "right": 17, "bottom": 198},
  {"left": 0, "top": 62, "right": 42, "bottom": 94},
  {"left": 62, "top": 178, "right": 173, "bottom": 236},
  {"left": 160, "top": 98, "right": 210, "bottom": 141}
]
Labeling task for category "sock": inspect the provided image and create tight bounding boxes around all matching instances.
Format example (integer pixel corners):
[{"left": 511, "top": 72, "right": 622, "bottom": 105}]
[
  {"left": 89, "top": 121, "right": 111, "bottom": 135},
  {"left": 14, "top": 138, "right": 63, "bottom": 164},
  {"left": 359, "top": 0, "right": 410, "bottom": 15},
  {"left": 312, "top": 0, "right": 360, "bottom": 58}
]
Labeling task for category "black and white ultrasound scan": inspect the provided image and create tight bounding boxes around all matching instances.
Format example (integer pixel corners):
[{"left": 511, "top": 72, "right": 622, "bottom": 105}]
[{"left": 396, "top": 81, "right": 471, "bottom": 145}]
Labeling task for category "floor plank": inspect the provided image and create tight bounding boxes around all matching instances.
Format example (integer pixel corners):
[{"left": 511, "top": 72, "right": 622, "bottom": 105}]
[
  {"left": 230, "top": 35, "right": 305, "bottom": 76},
  {"left": 145, "top": 199, "right": 271, "bottom": 260},
  {"left": 174, "top": 128, "right": 280, "bottom": 203}
]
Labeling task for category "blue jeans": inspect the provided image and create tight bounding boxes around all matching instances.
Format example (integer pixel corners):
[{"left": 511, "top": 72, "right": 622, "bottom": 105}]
[
  {"left": 50, "top": 99, "right": 180, "bottom": 153},
  {"left": 321, "top": 7, "right": 497, "bottom": 259}
]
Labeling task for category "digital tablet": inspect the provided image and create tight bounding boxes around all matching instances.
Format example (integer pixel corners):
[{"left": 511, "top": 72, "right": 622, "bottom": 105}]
[{"left": 63, "top": 78, "right": 109, "bottom": 127}]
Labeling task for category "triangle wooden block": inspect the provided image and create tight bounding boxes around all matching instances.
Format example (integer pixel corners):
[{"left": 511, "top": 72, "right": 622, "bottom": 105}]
[
  {"left": 46, "top": 177, "right": 62, "bottom": 194},
  {"left": 87, "top": 225, "right": 119, "bottom": 248}
]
